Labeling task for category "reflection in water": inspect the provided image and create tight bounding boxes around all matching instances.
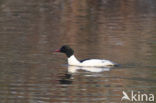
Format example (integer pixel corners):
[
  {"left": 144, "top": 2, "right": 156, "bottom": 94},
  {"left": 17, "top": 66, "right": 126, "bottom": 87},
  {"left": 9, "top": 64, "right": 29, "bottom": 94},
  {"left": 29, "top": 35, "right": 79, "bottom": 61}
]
[
  {"left": 59, "top": 66, "right": 111, "bottom": 84},
  {"left": 68, "top": 65, "right": 110, "bottom": 73},
  {"left": 0, "top": 0, "right": 156, "bottom": 103},
  {"left": 59, "top": 73, "right": 73, "bottom": 85}
]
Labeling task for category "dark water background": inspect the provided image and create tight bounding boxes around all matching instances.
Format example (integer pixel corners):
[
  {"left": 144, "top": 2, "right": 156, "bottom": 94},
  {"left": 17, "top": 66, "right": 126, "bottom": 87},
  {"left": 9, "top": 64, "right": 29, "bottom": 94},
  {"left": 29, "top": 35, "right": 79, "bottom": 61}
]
[{"left": 0, "top": 0, "right": 156, "bottom": 103}]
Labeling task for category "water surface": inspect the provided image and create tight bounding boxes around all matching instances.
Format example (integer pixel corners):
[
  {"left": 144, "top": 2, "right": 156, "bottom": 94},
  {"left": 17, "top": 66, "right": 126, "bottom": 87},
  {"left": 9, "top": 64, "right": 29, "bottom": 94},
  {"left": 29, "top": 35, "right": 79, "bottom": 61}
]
[{"left": 0, "top": 0, "right": 156, "bottom": 103}]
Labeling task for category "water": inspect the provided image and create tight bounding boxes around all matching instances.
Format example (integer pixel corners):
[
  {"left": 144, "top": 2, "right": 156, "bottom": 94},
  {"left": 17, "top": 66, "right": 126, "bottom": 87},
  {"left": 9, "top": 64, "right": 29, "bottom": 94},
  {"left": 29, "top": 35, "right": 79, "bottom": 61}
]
[{"left": 0, "top": 0, "right": 156, "bottom": 103}]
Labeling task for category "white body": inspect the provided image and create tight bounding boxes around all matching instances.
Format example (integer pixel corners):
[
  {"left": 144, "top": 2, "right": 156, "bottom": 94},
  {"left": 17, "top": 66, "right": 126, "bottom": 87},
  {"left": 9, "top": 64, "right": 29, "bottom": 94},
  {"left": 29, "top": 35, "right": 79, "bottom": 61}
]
[{"left": 68, "top": 55, "right": 116, "bottom": 67}]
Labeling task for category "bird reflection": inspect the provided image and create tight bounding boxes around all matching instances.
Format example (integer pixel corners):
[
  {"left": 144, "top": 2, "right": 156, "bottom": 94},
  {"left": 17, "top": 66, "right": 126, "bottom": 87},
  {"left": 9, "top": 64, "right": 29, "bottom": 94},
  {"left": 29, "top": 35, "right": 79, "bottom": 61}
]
[
  {"left": 59, "top": 73, "right": 73, "bottom": 84},
  {"left": 59, "top": 66, "right": 112, "bottom": 84},
  {"left": 68, "top": 65, "right": 111, "bottom": 73}
]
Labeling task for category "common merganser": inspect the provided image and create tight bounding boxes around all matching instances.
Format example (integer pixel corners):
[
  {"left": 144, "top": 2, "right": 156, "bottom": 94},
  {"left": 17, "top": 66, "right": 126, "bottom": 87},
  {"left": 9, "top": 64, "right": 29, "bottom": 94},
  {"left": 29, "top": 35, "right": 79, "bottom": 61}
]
[{"left": 54, "top": 45, "right": 117, "bottom": 67}]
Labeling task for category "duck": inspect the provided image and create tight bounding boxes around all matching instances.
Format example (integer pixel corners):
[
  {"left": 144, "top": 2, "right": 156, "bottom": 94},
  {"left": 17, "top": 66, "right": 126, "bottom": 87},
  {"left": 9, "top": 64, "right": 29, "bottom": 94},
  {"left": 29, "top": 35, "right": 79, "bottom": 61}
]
[{"left": 54, "top": 45, "right": 118, "bottom": 67}]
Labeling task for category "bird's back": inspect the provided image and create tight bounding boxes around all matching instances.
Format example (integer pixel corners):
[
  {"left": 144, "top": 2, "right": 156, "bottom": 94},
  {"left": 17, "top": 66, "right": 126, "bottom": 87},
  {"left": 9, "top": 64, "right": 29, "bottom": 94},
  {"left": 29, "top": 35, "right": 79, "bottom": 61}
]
[{"left": 81, "top": 59, "right": 115, "bottom": 67}]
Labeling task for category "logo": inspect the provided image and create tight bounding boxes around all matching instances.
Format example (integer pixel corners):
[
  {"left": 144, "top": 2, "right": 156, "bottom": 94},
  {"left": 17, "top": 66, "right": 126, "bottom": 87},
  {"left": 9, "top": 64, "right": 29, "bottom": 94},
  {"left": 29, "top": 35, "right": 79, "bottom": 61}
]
[
  {"left": 122, "top": 91, "right": 131, "bottom": 101},
  {"left": 121, "top": 91, "right": 155, "bottom": 102}
]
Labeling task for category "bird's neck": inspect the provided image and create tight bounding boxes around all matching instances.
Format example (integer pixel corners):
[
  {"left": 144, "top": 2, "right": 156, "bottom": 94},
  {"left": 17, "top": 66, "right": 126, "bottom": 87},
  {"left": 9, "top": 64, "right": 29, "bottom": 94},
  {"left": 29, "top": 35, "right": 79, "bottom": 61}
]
[{"left": 67, "top": 55, "right": 80, "bottom": 65}]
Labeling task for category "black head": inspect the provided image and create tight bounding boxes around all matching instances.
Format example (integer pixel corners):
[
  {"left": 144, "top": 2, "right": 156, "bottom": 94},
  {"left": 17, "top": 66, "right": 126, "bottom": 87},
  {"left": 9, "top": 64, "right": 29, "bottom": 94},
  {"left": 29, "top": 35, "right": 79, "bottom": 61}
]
[{"left": 55, "top": 45, "right": 74, "bottom": 57}]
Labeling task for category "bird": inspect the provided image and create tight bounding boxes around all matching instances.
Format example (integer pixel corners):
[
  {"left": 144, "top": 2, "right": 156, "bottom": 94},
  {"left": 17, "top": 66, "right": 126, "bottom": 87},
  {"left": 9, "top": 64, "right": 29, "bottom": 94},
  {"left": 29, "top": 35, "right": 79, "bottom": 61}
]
[{"left": 54, "top": 45, "right": 118, "bottom": 67}]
